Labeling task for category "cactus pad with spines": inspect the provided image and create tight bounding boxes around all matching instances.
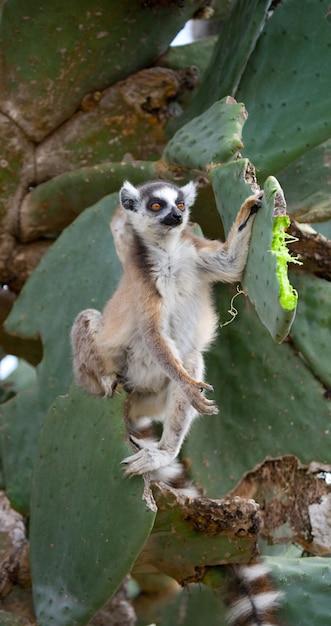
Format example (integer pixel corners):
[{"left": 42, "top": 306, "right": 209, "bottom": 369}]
[
  {"left": 290, "top": 272, "right": 331, "bottom": 389},
  {"left": 278, "top": 139, "right": 331, "bottom": 224},
  {"left": 0, "top": 0, "right": 202, "bottom": 141},
  {"left": 237, "top": 0, "right": 331, "bottom": 180},
  {"left": 20, "top": 161, "right": 159, "bottom": 242},
  {"left": 268, "top": 557, "right": 331, "bottom": 626},
  {"left": 30, "top": 386, "right": 155, "bottom": 626},
  {"left": 171, "top": 0, "right": 272, "bottom": 130},
  {"left": 184, "top": 284, "right": 331, "bottom": 497},
  {"left": 210, "top": 160, "right": 298, "bottom": 342},
  {"left": 155, "top": 583, "right": 226, "bottom": 626},
  {"left": 163, "top": 97, "right": 247, "bottom": 169},
  {"left": 1, "top": 193, "right": 122, "bottom": 513}
]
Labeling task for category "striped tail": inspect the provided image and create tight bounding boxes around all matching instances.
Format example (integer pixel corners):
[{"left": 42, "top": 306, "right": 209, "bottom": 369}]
[{"left": 226, "top": 561, "right": 283, "bottom": 626}]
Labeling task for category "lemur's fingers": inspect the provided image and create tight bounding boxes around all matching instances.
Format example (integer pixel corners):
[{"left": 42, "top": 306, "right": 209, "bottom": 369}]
[
  {"left": 184, "top": 385, "right": 218, "bottom": 415},
  {"left": 237, "top": 191, "right": 264, "bottom": 231},
  {"left": 121, "top": 447, "right": 173, "bottom": 476},
  {"left": 188, "top": 379, "right": 213, "bottom": 392},
  {"left": 249, "top": 190, "right": 264, "bottom": 215},
  {"left": 193, "top": 397, "right": 219, "bottom": 415},
  {"left": 243, "top": 191, "right": 264, "bottom": 211},
  {"left": 199, "top": 381, "right": 214, "bottom": 392},
  {"left": 100, "top": 375, "right": 118, "bottom": 397}
]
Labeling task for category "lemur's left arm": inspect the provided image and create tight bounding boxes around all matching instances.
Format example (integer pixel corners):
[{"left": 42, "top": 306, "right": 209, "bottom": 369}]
[{"left": 196, "top": 193, "right": 263, "bottom": 282}]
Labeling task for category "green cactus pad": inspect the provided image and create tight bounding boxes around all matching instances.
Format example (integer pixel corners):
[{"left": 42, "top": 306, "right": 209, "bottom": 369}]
[
  {"left": 30, "top": 386, "right": 155, "bottom": 626},
  {"left": 268, "top": 557, "right": 331, "bottom": 626},
  {"left": 237, "top": 0, "right": 331, "bottom": 180},
  {"left": 163, "top": 97, "right": 247, "bottom": 170},
  {"left": 156, "top": 583, "right": 226, "bottom": 626},
  {"left": 159, "top": 36, "right": 217, "bottom": 77},
  {"left": 278, "top": 139, "right": 331, "bottom": 224},
  {"left": 312, "top": 221, "right": 331, "bottom": 240},
  {"left": 1, "top": 193, "right": 122, "bottom": 512},
  {"left": 290, "top": 272, "right": 331, "bottom": 389},
  {"left": 210, "top": 160, "right": 298, "bottom": 342},
  {"left": 184, "top": 284, "right": 331, "bottom": 497},
  {"left": 0, "top": 0, "right": 202, "bottom": 141},
  {"left": 171, "top": 0, "right": 272, "bottom": 130},
  {"left": 20, "top": 161, "right": 159, "bottom": 242}
]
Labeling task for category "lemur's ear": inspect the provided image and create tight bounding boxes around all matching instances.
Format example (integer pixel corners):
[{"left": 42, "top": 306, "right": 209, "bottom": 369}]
[
  {"left": 119, "top": 181, "right": 140, "bottom": 211},
  {"left": 181, "top": 181, "right": 197, "bottom": 208}
]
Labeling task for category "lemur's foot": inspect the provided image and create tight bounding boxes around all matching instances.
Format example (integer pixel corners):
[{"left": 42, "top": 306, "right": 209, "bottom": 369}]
[
  {"left": 121, "top": 440, "right": 174, "bottom": 476},
  {"left": 100, "top": 375, "right": 118, "bottom": 397},
  {"left": 182, "top": 381, "right": 218, "bottom": 416},
  {"left": 238, "top": 191, "right": 264, "bottom": 231}
]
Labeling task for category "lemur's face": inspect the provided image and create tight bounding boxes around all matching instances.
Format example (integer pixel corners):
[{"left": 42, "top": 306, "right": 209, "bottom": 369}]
[{"left": 119, "top": 180, "right": 197, "bottom": 238}]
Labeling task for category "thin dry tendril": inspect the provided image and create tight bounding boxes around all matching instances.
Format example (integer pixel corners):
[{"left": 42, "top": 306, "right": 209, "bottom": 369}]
[{"left": 220, "top": 285, "right": 245, "bottom": 329}]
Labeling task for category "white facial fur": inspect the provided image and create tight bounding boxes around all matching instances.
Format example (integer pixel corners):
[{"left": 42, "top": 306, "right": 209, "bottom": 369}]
[{"left": 119, "top": 180, "right": 197, "bottom": 241}]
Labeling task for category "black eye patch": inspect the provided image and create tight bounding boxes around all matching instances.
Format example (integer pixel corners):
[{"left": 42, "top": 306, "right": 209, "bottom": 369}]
[{"left": 147, "top": 197, "right": 167, "bottom": 212}]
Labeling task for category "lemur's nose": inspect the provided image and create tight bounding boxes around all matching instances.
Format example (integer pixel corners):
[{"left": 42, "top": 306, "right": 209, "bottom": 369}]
[
  {"left": 172, "top": 211, "right": 182, "bottom": 223},
  {"left": 161, "top": 209, "right": 183, "bottom": 226}
]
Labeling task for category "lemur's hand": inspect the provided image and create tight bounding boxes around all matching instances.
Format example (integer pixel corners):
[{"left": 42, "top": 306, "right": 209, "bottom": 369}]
[
  {"left": 182, "top": 380, "right": 218, "bottom": 415},
  {"left": 248, "top": 190, "right": 264, "bottom": 215},
  {"left": 238, "top": 191, "right": 264, "bottom": 231},
  {"left": 100, "top": 374, "right": 118, "bottom": 397}
]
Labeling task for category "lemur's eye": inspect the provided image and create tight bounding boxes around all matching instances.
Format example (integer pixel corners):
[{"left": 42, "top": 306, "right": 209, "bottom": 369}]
[
  {"left": 177, "top": 202, "right": 185, "bottom": 211},
  {"left": 150, "top": 202, "right": 161, "bottom": 211}
]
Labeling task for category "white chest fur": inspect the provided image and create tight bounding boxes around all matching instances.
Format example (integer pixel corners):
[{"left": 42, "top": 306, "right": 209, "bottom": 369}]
[
  {"left": 151, "top": 240, "right": 202, "bottom": 354},
  {"left": 125, "top": 238, "right": 202, "bottom": 392}
]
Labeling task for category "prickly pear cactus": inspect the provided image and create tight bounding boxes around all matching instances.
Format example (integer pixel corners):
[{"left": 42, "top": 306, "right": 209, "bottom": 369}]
[
  {"left": 210, "top": 160, "right": 299, "bottom": 341},
  {"left": 163, "top": 96, "right": 247, "bottom": 168},
  {"left": 0, "top": 2, "right": 331, "bottom": 625}
]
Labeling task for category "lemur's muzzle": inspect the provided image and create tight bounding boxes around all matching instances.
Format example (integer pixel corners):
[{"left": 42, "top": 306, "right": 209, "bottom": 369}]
[{"left": 161, "top": 210, "right": 183, "bottom": 227}]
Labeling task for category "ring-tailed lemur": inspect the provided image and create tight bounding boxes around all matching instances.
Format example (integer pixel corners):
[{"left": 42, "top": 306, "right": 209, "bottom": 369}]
[
  {"left": 71, "top": 179, "right": 261, "bottom": 475},
  {"left": 71, "top": 180, "right": 282, "bottom": 626}
]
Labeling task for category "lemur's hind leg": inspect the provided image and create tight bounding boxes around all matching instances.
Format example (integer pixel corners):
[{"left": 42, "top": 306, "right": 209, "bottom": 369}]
[
  {"left": 122, "top": 350, "right": 207, "bottom": 475},
  {"left": 70, "top": 309, "right": 117, "bottom": 396}
]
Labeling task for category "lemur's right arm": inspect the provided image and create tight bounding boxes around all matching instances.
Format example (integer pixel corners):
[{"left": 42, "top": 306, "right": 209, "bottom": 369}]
[
  {"left": 195, "top": 193, "right": 262, "bottom": 282},
  {"left": 141, "top": 292, "right": 217, "bottom": 415}
]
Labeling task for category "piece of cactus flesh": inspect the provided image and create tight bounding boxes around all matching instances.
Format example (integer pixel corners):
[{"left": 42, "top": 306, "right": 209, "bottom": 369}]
[{"left": 271, "top": 215, "right": 298, "bottom": 311}]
